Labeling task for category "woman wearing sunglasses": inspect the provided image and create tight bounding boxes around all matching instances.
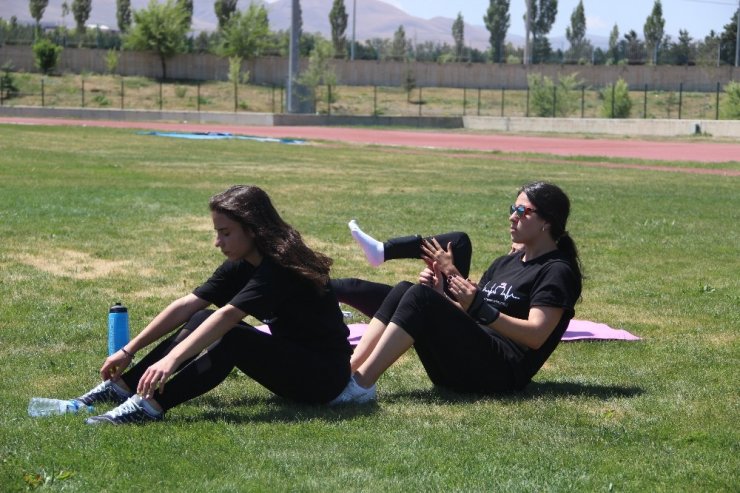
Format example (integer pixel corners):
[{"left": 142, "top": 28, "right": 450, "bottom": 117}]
[{"left": 331, "top": 181, "right": 582, "bottom": 403}]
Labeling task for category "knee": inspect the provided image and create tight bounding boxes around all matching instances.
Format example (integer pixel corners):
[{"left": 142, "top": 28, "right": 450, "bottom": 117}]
[{"left": 183, "top": 309, "right": 215, "bottom": 331}]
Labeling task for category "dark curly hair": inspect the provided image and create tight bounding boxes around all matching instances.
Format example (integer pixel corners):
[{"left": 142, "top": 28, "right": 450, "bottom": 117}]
[{"left": 209, "top": 185, "right": 333, "bottom": 292}]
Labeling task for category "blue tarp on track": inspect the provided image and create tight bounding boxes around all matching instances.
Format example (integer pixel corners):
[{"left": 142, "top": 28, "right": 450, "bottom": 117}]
[{"left": 140, "top": 131, "right": 305, "bottom": 145}]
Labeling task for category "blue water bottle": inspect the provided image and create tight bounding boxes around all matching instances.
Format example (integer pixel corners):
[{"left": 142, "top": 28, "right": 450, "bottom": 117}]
[{"left": 108, "top": 302, "right": 130, "bottom": 355}]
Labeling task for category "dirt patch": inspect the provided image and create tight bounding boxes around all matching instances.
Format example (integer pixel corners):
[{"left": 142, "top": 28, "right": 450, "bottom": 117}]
[{"left": 15, "top": 249, "right": 131, "bottom": 280}]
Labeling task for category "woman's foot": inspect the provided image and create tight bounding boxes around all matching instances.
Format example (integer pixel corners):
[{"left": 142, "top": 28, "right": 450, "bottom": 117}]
[
  {"left": 348, "top": 220, "right": 384, "bottom": 267},
  {"left": 329, "top": 374, "right": 376, "bottom": 405},
  {"left": 77, "top": 380, "right": 132, "bottom": 405},
  {"left": 85, "top": 395, "right": 163, "bottom": 425}
]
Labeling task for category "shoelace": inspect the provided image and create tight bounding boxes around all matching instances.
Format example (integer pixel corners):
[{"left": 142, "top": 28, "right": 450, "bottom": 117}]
[{"left": 105, "top": 398, "right": 142, "bottom": 419}]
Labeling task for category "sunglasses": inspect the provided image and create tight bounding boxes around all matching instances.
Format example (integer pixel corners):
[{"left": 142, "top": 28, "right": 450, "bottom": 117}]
[{"left": 510, "top": 204, "right": 537, "bottom": 217}]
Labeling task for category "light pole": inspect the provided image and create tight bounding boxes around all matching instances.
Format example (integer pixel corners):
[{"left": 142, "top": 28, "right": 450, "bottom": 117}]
[
  {"left": 735, "top": 0, "right": 739, "bottom": 67},
  {"left": 287, "top": 0, "right": 300, "bottom": 112},
  {"left": 351, "top": 0, "right": 357, "bottom": 61},
  {"left": 524, "top": 0, "right": 532, "bottom": 65}
]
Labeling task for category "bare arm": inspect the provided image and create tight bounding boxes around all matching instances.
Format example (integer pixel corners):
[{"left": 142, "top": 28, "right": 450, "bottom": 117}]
[
  {"left": 137, "top": 303, "right": 247, "bottom": 398},
  {"left": 487, "top": 306, "right": 564, "bottom": 350},
  {"left": 447, "top": 275, "right": 563, "bottom": 350},
  {"left": 100, "top": 293, "right": 210, "bottom": 380}
]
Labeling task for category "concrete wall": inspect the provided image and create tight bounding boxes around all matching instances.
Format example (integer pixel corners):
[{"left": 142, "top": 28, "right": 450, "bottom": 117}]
[
  {"left": 2, "top": 45, "right": 738, "bottom": 91},
  {"left": 3, "top": 105, "right": 738, "bottom": 138},
  {"left": 463, "top": 116, "right": 740, "bottom": 138}
]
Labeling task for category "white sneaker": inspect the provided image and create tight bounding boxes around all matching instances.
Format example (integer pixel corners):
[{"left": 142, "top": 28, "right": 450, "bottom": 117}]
[{"left": 329, "top": 375, "right": 376, "bottom": 405}]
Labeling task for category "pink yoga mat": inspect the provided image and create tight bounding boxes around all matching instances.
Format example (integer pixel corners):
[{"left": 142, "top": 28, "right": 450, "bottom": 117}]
[{"left": 255, "top": 319, "right": 639, "bottom": 345}]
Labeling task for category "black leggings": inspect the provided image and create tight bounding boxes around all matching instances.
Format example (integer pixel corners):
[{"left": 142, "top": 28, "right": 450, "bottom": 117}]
[
  {"left": 331, "top": 231, "right": 472, "bottom": 318},
  {"left": 121, "top": 310, "right": 351, "bottom": 411},
  {"left": 374, "top": 281, "right": 517, "bottom": 393}
]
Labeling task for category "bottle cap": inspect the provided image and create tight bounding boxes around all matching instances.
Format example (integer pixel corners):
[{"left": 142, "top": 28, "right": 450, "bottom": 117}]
[{"left": 110, "top": 302, "right": 127, "bottom": 313}]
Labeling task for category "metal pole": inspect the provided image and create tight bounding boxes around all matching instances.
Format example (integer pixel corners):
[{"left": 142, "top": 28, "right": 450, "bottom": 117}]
[
  {"left": 81, "top": 78, "right": 84, "bottom": 108},
  {"left": 611, "top": 83, "right": 615, "bottom": 118},
  {"left": 678, "top": 82, "right": 683, "bottom": 120},
  {"left": 735, "top": 1, "right": 739, "bottom": 67},
  {"left": 501, "top": 87, "right": 505, "bottom": 117},
  {"left": 581, "top": 85, "right": 585, "bottom": 118},
  {"left": 42, "top": 78, "right": 45, "bottom": 107},
  {"left": 120, "top": 78, "right": 124, "bottom": 110},
  {"left": 328, "top": 85, "right": 332, "bottom": 116},
  {"left": 197, "top": 82, "right": 201, "bottom": 112},
  {"left": 524, "top": 0, "right": 532, "bottom": 65},
  {"left": 373, "top": 85, "right": 377, "bottom": 116},
  {"left": 351, "top": 0, "right": 356, "bottom": 61},
  {"left": 463, "top": 87, "right": 466, "bottom": 116},
  {"left": 418, "top": 87, "right": 422, "bottom": 117},
  {"left": 477, "top": 88, "right": 481, "bottom": 116},
  {"left": 159, "top": 80, "right": 162, "bottom": 110},
  {"left": 643, "top": 83, "right": 648, "bottom": 118},
  {"left": 716, "top": 81, "right": 720, "bottom": 120},
  {"left": 287, "top": 0, "right": 300, "bottom": 112}
]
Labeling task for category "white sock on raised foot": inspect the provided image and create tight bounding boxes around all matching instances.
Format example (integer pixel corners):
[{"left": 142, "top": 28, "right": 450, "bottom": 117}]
[{"left": 348, "top": 219, "right": 384, "bottom": 267}]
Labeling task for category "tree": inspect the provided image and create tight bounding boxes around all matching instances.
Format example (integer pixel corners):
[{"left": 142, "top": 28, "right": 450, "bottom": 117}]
[
  {"left": 218, "top": 3, "right": 270, "bottom": 61},
  {"left": 214, "top": 0, "right": 238, "bottom": 30},
  {"left": 116, "top": 0, "right": 132, "bottom": 33},
  {"left": 32, "top": 38, "right": 62, "bottom": 75},
  {"left": 72, "top": 0, "right": 92, "bottom": 34},
  {"left": 176, "top": 0, "right": 193, "bottom": 30},
  {"left": 391, "top": 25, "right": 408, "bottom": 61},
  {"left": 529, "top": 0, "right": 558, "bottom": 63},
  {"left": 623, "top": 30, "right": 645, "bottom": 64},
  {"left": 718, "top": 12, "right": 738, "bottom": 65},
  {"left": 484, "top": 0, "right": 509, "bottom": 63},
  {"left": 672, "top": 29, "right": 693, "bottom": 65},
  {"left": 644, "top": 0, "right": 665, "bottom": 64},
  {"left": 329, "top": 0, "right": 348, "bottom": 58},
  {"left": 125, "top": 0, "right": 190, "bottom": 79},
  {"left": 565, "top": 0, "right": 591, "bottom": 63},
  {"left": 607, "top": 23, "right": 619, "bottom": 64},
  {"left": 29, "top": 0, "right": 49, "bottom": 33},
  {"left": 601, "top": 78, "right": 632, "bottom": 118},
  {"left": 298, "top": 38, "right": 337, "bottom": 111},
  {"left": 452, "top": 12, "right": 465, "bottom": 61},
  {"left": 696, "top": 30, "right": 720, "bottom": 67},
  {"left": 61, "top": 1, "right": 70, "bottom": 28}
]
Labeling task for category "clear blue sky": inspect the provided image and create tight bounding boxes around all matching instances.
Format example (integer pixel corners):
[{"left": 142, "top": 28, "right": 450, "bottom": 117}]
[{"left": 386, "top": 0, "right": 738, "bottom": 40}]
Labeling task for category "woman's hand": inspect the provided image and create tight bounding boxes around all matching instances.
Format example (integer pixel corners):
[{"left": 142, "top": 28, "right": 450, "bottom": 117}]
[
  {"left": 421, "top": 238, "right": 454, "bottom": 274},
  {"left": 99, "top": 350, "right": 133, "bottom": 381},
  {"left": 137, "top": 356, "right": 178, "bottom": 399},
  {"left": 419, "top": 262, "right": 444, "bottom": 294},
  {"left": 447, "top": 275, "right": 478, "bottom": 311}
]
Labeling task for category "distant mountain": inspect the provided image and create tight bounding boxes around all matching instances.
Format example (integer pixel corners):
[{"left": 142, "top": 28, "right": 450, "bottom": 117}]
[{"left": 2, "top": 0, "right": 519, "bottom": 50}]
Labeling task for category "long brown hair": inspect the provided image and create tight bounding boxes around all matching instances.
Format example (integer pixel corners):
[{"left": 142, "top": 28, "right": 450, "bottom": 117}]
[{"left": 209, "top": 185, "right": 333, "bottom": 291}]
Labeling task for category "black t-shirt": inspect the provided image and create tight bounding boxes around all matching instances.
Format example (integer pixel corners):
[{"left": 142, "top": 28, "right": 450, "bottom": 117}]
[
  {"left": 477, "top": 249, "right": 581, "bottom": 388},
  {"left": 193, "top": 257, "right": 351, "bottom": 356}
]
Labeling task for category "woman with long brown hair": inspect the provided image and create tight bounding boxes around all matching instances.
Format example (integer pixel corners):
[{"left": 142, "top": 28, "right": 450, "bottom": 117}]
[{"left": 77, "top": 185, "right": 354, "bottom": 424}]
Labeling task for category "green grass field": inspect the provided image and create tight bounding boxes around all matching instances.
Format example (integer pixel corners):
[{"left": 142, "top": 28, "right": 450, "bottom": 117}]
[{"left": 0, "top": 124, "right": 737, "bottom": 491}]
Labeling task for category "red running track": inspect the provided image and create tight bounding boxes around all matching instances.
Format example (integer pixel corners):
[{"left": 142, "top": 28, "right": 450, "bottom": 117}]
[{"left": 2, "top": 116, "right": 738, "bottom": 170}]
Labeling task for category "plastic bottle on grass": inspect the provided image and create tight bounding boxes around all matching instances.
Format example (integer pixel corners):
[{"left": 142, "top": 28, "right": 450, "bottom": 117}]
[
  {"left": 108, "top": 302, "right": 129, "bottom": 356},
  {"left": 28, "top": 398, "right": 93, "bottom": 417}
]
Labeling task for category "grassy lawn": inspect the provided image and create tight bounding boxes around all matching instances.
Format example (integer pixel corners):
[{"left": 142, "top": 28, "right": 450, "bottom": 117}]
[{"left": 0, "top": 124, "right": 737, "bottom": 491}]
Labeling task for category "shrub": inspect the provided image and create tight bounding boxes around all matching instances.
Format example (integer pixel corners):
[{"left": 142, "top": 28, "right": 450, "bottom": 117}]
[
  {"left": 32, "top": 38, "right": 63, "bottom": 75},
  {"left": 721, "top": 81, "right": 740, "bottom": 119},
  {"left": 105, "top": 49, "right": 120, "bottom": 75},
  {"left": 1, "top": 62, "right": 20, "bottom": 100},
  {"left": 527, "top": 73, "right": 583, "bottom": 117},
  {"left": 601, "top": 78, "right": 632, "bottom": 118}
]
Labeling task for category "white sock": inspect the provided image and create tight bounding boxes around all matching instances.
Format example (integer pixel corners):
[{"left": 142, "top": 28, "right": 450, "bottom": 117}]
[{"left": 348, "top": 219, "right": 384, "bottom": 267}]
